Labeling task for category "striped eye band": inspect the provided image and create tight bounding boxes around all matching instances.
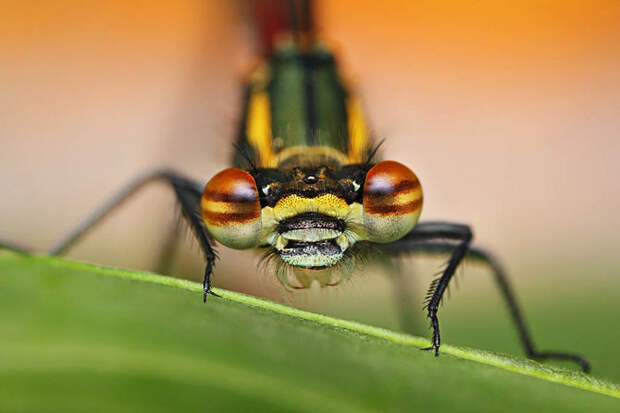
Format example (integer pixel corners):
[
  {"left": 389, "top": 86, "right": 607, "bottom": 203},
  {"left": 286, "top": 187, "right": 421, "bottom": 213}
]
[
  {"left": 201, "top": 168, "right": 262, "bottom": 249},
  {"left": 362, "top": 160, "right": 423, "bottom": 243}
]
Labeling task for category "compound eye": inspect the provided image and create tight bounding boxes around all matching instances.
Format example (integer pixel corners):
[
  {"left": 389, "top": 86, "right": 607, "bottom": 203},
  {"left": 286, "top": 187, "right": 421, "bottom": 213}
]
[
  {"left": 362, "top": 161, "right": 423, "bottom": 243},
  {"left": 201, "top": 168, "right": 262, "bottom": 249}
]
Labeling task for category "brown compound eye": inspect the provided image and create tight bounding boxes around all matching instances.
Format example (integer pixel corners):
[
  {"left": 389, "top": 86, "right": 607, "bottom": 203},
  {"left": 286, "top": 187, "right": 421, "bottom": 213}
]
[
  {"left": 201, "top": 168, "right": 262, "bottom": 249},
  {"left": 362, "top": 160, "right": 423, "bottom": 243}
]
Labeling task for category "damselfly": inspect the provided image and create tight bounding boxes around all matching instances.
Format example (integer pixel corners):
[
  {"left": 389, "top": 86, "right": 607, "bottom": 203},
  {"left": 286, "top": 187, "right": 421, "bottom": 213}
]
[{"left": 4, "top": 0, "right": 590, "bottom": 372}]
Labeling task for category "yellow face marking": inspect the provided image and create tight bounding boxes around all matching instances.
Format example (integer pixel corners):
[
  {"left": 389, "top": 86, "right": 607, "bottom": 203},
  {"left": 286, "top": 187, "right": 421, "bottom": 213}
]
[
  {"left": 272, "top": 194, "right": 350, "bottom": 221},
  {"left": 346, "top": 97, "right": 368, "bottom": 163},
  {"left": 246, "top": 91, "right": 276, "bottom": 167}
]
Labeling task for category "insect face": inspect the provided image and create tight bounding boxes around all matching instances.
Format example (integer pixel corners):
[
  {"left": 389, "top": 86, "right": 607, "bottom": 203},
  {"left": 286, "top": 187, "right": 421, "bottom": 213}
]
[{"left": 202, "top": 161, "right": 423, "bottom": 270}]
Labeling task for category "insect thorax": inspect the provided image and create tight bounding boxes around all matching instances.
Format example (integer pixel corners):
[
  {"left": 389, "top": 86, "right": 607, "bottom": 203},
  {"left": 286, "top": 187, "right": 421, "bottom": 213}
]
[{"left": 234, "top": 39, "right": 371, "bottom": 170}]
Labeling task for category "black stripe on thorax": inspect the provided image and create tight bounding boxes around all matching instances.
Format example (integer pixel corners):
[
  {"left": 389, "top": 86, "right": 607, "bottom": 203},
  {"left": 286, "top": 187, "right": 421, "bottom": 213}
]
[
  {"left": 302, "top": 54, "right": 317, "bottom": 145},
  {"left": 269, "top": 50, "right": 349, "bottom": 150}
]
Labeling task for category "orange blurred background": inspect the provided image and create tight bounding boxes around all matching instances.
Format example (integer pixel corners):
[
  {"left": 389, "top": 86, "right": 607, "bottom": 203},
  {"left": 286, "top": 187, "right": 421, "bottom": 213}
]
[{"left": 1, "top": 1, "right": 619, "bottom": 310}]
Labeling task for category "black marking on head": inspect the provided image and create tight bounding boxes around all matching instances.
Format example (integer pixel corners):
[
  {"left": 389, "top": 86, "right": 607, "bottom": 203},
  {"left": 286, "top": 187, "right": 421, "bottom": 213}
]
[
  {"left": 251, "top": 164, "right": 371, "bottom": 207},
  {"left": 332, "top": 164, "right": 371, "bottom": 204},
  {"left": 303, "top": 175, "right": 317, "bottom": 184},
  {"left": 251, "top": 168, "right": 288, "bottom": 206}
]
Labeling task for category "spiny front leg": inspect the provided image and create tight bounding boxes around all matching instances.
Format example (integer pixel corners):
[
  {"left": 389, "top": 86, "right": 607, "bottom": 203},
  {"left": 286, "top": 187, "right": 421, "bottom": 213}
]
[
  {"left": 380, "top": 224, "right": 591, "bottom": 371},
  {"left": 400, "top": 222, "right": 473, "bottom": 355}
]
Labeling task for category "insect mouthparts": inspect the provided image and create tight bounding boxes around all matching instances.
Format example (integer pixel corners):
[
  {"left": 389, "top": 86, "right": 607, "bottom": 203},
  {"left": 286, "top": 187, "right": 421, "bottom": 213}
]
[{"left": 276, "top": 212, "right": 346, "bottom": 234}]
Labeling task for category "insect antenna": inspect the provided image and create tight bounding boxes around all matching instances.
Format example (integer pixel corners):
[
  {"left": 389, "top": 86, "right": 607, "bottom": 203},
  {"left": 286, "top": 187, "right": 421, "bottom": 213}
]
[
  {"left": 364, "top": 139, "right": 385, "bottom": 166},
  {"left": 232, "top": 143, "right": 258, "bottom": 172}
]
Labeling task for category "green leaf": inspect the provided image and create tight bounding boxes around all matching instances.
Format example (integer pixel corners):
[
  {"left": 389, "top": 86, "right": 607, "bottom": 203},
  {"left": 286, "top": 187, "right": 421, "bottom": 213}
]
[{"left": 0, "top": 251, "right": 618, "bottom": 412}]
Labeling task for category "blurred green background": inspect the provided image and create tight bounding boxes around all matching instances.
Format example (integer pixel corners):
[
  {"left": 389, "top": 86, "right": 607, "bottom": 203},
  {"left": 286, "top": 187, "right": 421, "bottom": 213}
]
[{"left": 1, "top": 0, "right": 619, "bottom": 392}]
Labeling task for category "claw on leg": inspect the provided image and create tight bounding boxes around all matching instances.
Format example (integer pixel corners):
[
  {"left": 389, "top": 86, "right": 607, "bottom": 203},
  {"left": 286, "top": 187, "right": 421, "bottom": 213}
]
[
  {"left": 421, "top": 345, "right": 440, "bottom": 356},
  {"left": 203, "top": 286, "right": 221, "bottom": 302},
  {"left": 422, "top": 309, "right": 441, "bottom": 356}
]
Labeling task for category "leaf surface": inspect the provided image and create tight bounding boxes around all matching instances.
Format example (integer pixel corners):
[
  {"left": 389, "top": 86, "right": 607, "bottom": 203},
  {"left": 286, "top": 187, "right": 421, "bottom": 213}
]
[{"left": 0, "top": 251, "right": 618, "bottom": 412}]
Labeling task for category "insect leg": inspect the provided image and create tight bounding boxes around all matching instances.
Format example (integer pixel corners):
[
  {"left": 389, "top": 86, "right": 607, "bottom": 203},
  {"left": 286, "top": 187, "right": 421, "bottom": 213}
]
[
  {"left": 48, "top": 169, "right": 219, "bottom": 300},
  {"left": 402, "top": 222, "right": 472, "bottom": 356},
  {"left": 381, "top": 226, "right": 591, "bottom": 372},
  {"left": 165, "top": 172, "right": 220, "bottom": 301}
]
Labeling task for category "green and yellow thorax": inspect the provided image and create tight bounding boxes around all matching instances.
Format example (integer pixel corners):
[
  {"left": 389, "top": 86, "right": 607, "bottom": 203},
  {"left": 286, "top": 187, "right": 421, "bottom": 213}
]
[{"left": 234, "top": 40, "right": 369, "bottom": 169}]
